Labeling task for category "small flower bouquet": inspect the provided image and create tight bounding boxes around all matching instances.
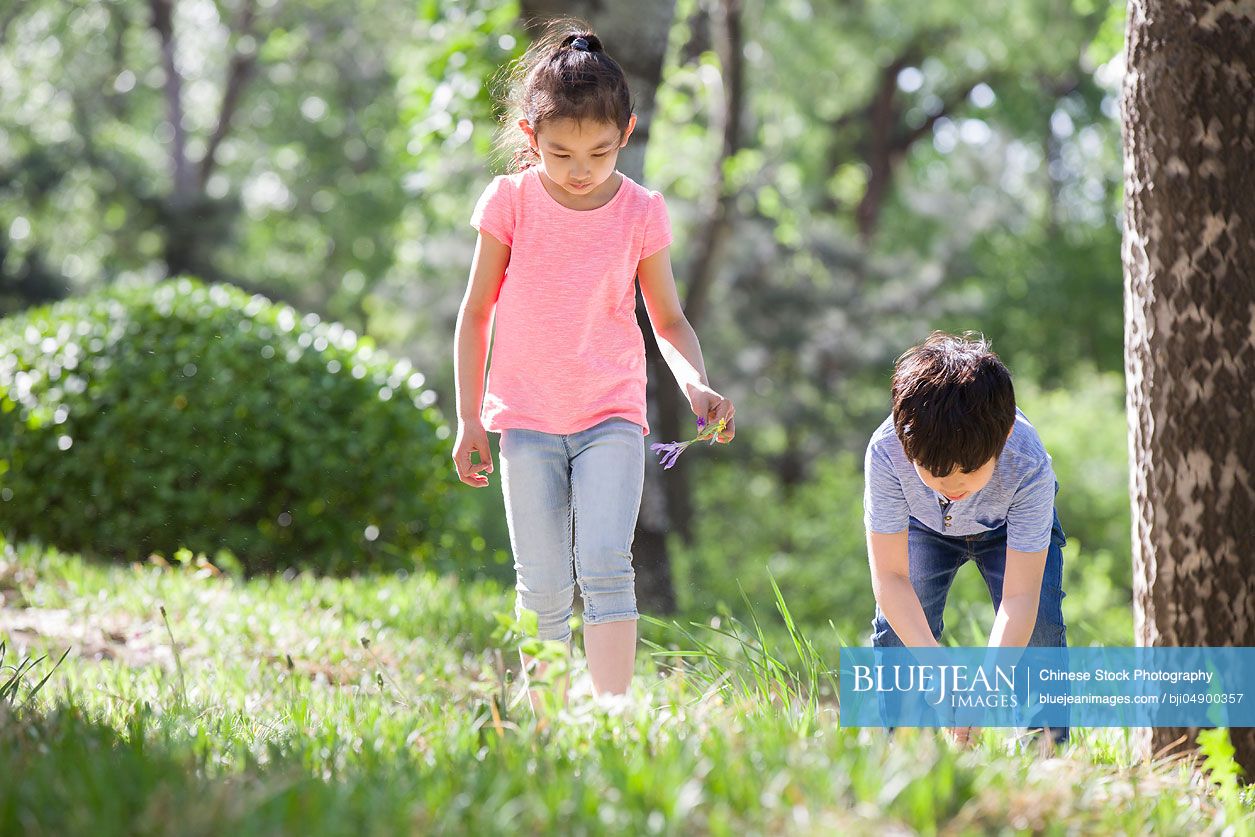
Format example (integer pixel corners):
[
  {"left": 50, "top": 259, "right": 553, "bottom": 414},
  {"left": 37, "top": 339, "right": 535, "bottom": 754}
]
[{"left": 649, "top": 416, "right": 728, "bottom": 470}]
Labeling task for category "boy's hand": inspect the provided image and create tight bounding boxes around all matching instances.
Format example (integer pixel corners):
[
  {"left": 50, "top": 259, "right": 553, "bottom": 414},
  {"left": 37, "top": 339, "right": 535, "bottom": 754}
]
[
  {"left": 453, "top": 420, "right": 494, "bottom": 487},
  {"left": 686, "top": 384, "right": 735, "bottom": 443},
  {"left": 946, "top": 726, "right": 977, "bottom": 748}
]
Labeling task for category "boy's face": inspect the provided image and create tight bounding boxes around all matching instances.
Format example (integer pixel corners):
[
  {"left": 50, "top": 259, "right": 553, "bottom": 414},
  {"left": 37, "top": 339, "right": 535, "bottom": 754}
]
[{"left": 912, "top": 457, "right": 998, "bottom": 502}]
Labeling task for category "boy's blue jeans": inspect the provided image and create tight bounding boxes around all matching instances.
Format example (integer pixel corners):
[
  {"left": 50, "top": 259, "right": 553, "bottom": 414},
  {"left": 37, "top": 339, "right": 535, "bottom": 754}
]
[{"left": 871, "top": 511, "right": 1069, "bottom": 742}]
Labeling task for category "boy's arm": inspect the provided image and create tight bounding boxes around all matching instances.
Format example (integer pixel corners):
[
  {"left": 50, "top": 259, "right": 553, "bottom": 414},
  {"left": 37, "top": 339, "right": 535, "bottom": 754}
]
[
  {"left": 986, "top": 547, "right": 1047, "bottom": 647},
  {"left": 864, "top": 440, "right": 935, "bottom": 646},
  {"left": 867, "top": 530, "right": 940, "bottom": 648},
  {"left": 992, "top": 452, "right": 1055, "bottom": 645}
]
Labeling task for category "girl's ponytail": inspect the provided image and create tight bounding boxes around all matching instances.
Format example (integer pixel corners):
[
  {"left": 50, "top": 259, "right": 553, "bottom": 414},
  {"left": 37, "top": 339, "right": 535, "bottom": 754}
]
[
  {"left": 559, "top": 32, "right": 604, "bottom": 52},
  {"left": 494, "top": 20, "right": 633, "bottom": 172}
]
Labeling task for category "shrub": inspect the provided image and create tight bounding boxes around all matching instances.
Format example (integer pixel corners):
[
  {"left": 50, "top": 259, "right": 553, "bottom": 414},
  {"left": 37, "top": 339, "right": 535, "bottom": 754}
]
[{"left": 0, "top": 278, "right": 475, "bottom": 574}]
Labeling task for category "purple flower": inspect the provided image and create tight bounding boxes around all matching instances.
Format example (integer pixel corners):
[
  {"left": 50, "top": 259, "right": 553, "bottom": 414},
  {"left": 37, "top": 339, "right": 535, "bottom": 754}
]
[
  {"left": 649, "top": 441, "right": 689, "bottom": 470},
  {"left": 649, "top": 417, "right": 728, "bottom": 470}
]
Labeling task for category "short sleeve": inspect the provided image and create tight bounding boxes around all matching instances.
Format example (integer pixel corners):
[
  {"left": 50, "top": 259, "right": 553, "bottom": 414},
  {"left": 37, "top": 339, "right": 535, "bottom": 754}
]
[
  {"left": 470, "top": 176, "right": 515, "bottom": 247},
  {"left": 864, "top": 440, "right": 910, "bottom": 535},
  {"left": 1006, "top": 457, "right": 1057, "bottom": 552},
  {"left": 640, "top": 191, "right": 672, "bottom": 260}
]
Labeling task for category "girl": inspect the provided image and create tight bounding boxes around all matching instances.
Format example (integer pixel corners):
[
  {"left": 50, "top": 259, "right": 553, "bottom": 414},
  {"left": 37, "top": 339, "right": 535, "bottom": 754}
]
[{"left": 452, "top": 22, "right": 735, "bottom": 700}]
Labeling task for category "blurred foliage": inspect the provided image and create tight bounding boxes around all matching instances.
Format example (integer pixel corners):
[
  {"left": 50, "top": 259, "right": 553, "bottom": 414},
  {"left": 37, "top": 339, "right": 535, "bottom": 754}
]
[
  {"left": 0, "top": 278, "right": 480, "bottom": 573},
  {"left": 0, "top": 0, "right": 519, "bottom": 324},
  {"left": 650, "top": 0, "right": 1126, "bottom": 462},
  {"left": 1, "top": 0, "right": 1135, "bottom": 627},
  {"left": 673, "top": 450, "right": 869, "bottom": 636},
  {"left": 675, "top": 366, "right": 1132, "bottom": 646},
  {"left": 0, "top": 0, "right": 1127, "bottom": 424}
]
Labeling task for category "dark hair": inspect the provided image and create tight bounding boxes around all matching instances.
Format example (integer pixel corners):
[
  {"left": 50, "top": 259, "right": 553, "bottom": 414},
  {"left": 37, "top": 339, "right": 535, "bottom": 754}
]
[
  {"left": 496, "top": 20, "right": 634, "bottom": 171},
  {"left": 891, "top": 331, "right": 1016, "bottom": 477}
]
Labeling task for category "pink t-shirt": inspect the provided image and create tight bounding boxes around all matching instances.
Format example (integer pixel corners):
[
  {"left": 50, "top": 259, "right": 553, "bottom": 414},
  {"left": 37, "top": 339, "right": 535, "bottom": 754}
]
[{"left": 470, "top": 167, "right": 672, "bottom": 436}]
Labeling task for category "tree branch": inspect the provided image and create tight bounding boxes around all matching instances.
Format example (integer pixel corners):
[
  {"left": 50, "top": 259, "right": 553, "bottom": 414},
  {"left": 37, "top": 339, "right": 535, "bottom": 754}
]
[
  {"left": 853, "top": 48, "right": 915, "bottom": 241},
  {"left": 818, "top": 40, "right": 923, "bottom": 221},
  {"left": 889, "top": 79, "right": 981, "bottom": 154},
  {"left": 0, "top": 4, "right": 23, "bottom": 47},
  {"left": 199, "top": 0, "right": 261, "bottom": 190},
  {"left": 104, "top": 2, "right": 132, "bottom": 120},
  {"left": 149, "top": 0, "right": 195, "bottom": 206},
  {"left": 682, "top": 0, "right": 744, "bottom": 328}
]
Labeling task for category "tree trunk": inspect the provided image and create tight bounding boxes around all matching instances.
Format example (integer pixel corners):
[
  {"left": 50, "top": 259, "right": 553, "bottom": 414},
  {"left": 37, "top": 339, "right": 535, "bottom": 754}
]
[
  {"left": 519, "top": 0, "right": 680, "bottom": 613},
  {"left": 148, "top": 0, "right": 263, "bottom": 281},
  {"left": 661, "top": 0, "right": 745, "bottom": 546},
  {"left": 1121, "top": 0, "right": 1255, "bottom": 771}
]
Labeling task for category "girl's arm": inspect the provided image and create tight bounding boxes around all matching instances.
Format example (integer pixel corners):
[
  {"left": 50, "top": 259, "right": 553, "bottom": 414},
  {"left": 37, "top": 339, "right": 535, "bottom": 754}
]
[
  {"left": 638, "top": 246, "right": 735, "bottom": 442},
  {"left": 452, "top": 232, "right": 510, "bottom": 487}
]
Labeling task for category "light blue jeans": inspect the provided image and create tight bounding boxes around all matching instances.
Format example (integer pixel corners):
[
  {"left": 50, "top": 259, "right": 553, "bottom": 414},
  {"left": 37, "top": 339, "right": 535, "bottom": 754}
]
[{"left": 499, "top": 417, "right": 645, "bottom": 642}]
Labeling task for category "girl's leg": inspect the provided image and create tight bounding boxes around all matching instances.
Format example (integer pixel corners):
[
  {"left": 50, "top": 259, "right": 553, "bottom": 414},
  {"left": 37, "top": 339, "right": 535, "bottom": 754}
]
[
  {"left": 569, "top": 418, "right": 645, "bottom": 695},
  {"left": 583, "top": 620, "right": 637, "bottom": 695},
  {"left": 499, "top": 427, "right": 576, "bottom": 709}
]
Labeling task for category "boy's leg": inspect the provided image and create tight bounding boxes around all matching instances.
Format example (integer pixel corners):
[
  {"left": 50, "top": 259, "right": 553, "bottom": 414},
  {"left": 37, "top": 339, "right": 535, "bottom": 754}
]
[
  {"left": 972, "top": 509, "right": 1069, "bottom": 743},
  {"left": 870, "top": 519, "right": 969, "bottom": 647},
  {"left": 569, "top": 418, "right": 645, "bottom": 695}
]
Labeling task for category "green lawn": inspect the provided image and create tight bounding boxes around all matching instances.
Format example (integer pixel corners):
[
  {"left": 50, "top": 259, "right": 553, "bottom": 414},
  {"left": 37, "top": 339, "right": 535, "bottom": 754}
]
[{"left": 0, "top": 536, "right": 1250, "bottom": 835}]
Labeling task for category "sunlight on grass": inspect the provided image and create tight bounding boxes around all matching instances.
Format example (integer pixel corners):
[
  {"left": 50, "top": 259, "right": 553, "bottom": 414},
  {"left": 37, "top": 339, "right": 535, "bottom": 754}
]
[{"left": 0, "top": 537, "right": 1250, "bottom": 835}]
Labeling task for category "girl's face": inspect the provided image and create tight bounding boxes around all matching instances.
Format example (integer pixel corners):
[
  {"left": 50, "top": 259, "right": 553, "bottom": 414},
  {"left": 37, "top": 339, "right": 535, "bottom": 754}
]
[{"left": 520, "top": 115, "right": 636, "bottom": 196}]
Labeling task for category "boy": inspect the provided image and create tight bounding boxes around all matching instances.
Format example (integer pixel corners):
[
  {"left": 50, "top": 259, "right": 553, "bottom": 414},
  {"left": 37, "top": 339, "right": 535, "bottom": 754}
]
[{"left": 863, "top": 332, "right": 1067, "bottom": 743}]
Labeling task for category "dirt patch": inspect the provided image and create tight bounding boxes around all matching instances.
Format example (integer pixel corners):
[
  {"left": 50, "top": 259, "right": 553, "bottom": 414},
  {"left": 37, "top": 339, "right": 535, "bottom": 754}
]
[
  {"left": 0, "top": 606, "right": 174, "bottom": 668},
  {"left": 0, "top": 560, "right": 37, "bottom": 609}
]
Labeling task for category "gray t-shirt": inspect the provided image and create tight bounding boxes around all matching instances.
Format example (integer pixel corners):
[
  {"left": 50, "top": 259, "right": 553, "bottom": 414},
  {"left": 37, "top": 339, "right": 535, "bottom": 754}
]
[{"left": 863, "top": 409, "right": 1057, "bottom": 552}]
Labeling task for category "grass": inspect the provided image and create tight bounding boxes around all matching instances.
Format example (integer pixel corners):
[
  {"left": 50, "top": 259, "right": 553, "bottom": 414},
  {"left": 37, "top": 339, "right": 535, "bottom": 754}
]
[{"left": 0, "top": 535, "right": 1251, "bottom": 835}]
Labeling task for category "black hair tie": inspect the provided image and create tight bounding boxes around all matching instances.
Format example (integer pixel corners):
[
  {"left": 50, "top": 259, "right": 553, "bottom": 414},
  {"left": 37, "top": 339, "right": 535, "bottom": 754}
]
[{"left": 571, "top": 37, "right": 590, "bottom": 51}]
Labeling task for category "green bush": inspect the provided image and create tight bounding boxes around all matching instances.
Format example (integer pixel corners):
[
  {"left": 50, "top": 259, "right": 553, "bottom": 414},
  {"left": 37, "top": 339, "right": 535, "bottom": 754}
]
[{"left": 0, "top": 278, "right": 475, "bottom": 574}]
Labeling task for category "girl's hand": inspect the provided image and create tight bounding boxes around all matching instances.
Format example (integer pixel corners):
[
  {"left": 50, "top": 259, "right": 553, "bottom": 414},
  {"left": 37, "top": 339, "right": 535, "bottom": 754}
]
[
  {"left": 686, "top": 384, "right": 735, "bottom": 444},
  {"left": 453, "top": 420, "right": 494, "bottom": 487}
]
